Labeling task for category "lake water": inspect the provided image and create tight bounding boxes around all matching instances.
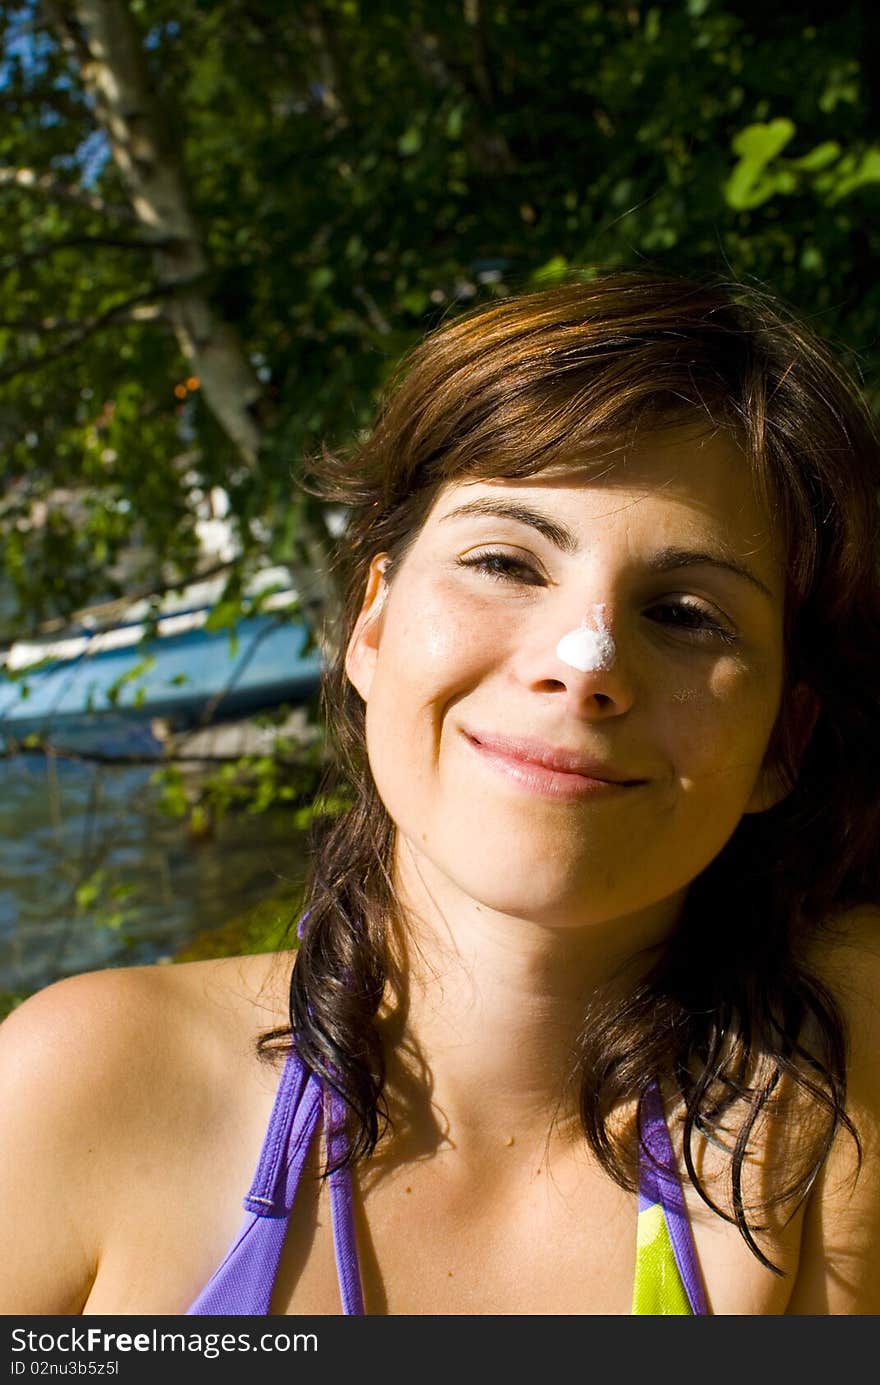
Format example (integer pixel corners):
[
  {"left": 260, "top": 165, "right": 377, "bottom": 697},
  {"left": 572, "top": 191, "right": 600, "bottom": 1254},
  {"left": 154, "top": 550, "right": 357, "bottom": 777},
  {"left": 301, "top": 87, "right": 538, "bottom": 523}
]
[
  {"left": 0, "top": 749, "right": 310, "bottom": 1000},
  {"left": 0, "top": 563, "right": 323, "bottom": 1002}
]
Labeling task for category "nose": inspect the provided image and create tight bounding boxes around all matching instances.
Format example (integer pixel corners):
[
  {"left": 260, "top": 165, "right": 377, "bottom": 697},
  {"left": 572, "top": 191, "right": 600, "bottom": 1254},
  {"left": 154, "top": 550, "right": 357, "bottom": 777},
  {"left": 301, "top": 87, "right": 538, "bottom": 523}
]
[{"left": 517, "top": 604, "right": 636, "bottom": 717}]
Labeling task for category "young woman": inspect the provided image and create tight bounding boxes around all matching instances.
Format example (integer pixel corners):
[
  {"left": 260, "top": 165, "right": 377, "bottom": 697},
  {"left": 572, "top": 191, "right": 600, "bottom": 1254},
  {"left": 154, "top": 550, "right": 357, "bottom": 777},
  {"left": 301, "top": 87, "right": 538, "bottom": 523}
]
[{"left": 1, "top": 271, "right": 879, "bottom": 1316}]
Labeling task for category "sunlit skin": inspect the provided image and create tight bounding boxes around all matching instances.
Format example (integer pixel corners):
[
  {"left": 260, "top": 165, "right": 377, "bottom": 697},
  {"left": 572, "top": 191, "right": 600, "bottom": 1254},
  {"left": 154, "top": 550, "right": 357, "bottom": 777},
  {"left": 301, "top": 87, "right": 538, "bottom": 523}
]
[{"left": 345, "top": 426, "right": 791, "bottom": 1154}]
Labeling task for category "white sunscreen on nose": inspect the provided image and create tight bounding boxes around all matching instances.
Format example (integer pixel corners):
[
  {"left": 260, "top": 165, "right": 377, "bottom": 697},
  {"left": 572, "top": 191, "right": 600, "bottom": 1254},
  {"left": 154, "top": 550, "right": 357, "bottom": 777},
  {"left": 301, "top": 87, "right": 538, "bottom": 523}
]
[{"left": 555, "top": 603, "right": 616, "bottom": 673}]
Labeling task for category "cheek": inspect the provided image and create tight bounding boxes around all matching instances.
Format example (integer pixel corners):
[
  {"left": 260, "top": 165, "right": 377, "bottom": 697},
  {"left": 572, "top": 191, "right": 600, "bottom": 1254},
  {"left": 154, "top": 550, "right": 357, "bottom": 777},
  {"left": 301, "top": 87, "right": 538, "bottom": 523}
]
[
  {"left": 382, "top": 580, "right": 498, "bottom": 690},
  {"left": 363, "top": 584, "right": 492, "bottom": 769},
  {"left": 667, "top": 656, "right": 782, "bottom": 778},
  {"left": 411, "top": 607, "right": 468, "bottom": 669}
]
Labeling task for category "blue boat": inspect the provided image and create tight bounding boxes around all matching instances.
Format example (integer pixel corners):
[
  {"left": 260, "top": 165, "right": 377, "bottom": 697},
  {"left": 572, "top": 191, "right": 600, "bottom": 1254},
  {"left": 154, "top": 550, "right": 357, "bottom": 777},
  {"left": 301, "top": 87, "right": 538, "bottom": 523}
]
[{"left": 0, "top": 566, "right": 324, "bottom": 754}]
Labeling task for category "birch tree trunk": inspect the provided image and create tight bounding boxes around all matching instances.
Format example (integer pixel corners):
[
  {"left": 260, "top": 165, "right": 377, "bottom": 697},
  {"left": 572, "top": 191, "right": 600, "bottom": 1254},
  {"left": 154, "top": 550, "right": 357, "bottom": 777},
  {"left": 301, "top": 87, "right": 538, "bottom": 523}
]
[{"left": 45, "top": 0, "right": 339, "bottom": 635}]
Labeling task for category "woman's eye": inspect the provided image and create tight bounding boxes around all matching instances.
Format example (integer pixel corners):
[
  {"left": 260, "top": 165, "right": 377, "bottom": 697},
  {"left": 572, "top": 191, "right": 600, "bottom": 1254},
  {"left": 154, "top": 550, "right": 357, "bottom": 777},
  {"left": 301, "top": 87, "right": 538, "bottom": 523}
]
[
  {"left": 456, "top": 551, "right": 542, "bottom": 584},
  {"left": 647, "top": 602, "right": 738, "bottom": 645}
]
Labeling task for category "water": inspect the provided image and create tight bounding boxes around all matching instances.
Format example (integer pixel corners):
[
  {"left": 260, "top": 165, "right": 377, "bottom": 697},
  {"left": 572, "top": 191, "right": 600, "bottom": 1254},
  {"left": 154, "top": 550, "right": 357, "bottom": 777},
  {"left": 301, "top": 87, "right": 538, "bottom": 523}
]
[
  {"left": 0, "top": 749, "right": 310, "bottom": 1000},
  {"left": 0, "top": 563, "right": 319, "bottom": 1002}
]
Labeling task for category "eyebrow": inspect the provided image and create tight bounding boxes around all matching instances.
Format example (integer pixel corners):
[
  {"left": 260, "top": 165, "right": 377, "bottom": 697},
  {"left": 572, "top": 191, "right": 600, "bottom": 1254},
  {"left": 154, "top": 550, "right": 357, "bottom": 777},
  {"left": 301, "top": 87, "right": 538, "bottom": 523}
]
[
  {"left": 439, "top": 498, "right": 775, "bottom": 600},
  {"left": 441, "top": 498, "right": 579, "bottom": 553}
]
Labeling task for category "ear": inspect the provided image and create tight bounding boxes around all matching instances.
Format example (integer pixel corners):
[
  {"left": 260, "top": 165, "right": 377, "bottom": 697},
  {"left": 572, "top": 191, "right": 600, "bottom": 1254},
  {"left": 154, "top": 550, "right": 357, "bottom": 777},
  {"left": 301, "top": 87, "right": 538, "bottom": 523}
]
[
  {"left": 744, "top": 681, "right": 821, "bottom": 814},
  {"left": 344, "top": 553, "right": 391, "bottom": 703}
]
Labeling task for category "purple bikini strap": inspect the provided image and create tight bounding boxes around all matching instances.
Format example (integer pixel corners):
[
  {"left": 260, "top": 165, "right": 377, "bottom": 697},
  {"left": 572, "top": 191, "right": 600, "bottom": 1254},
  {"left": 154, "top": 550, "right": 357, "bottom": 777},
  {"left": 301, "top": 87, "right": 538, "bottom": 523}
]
[
  {"left": 244, "top": 1048, "right": 322, "bottom": 1216},
  {"left": 325, "top": 1084, "right": 366, "bottom": 1315},
  {"left": 639, "top": 1082, "right": 709, "bottom": 1316},
  {"left": 184, "top": 1046, "right": 324, "bottom": 1317},
  {"left": 241, "top": 1048, "right": 364, "bottom": 1314}
]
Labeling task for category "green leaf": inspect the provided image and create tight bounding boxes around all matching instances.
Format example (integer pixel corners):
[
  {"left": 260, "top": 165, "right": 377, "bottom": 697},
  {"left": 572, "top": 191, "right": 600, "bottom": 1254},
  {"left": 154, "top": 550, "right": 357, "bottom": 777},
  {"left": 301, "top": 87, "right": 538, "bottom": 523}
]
[
  {"left": 531, "top": 255, "right": 569, "bottom": 284},
  {"left": 308, "top": 267, "right": 335, "bottom": 293},
  {"left": 731, "top": 119, "right": 796, "bottom": 165},
  {"left": 398, "top": 126, "right": 422, "bottom": 156},
  {"left": 445, "top": 104, "right": 464, "bottom": 140},
  {"left": 825, "top": 147, "right": 880, "bottom": 203},
  {"left": 103, "top": 654, "right": 156, "bottom": 708},
  {"left": 724, "top": 119, "right": 798, "bottom": 210},
  {"left": 203, "top": 600, "right": 242, "bottom": 633},
  {"left": 788, "top": 141, "right": 841, "bottom": 173}
]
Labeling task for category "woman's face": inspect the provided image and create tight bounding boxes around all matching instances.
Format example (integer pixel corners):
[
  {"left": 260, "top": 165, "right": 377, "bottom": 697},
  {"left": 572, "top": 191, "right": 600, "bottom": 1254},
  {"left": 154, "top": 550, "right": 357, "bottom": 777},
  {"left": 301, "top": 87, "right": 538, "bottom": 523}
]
[{"left": 346, "top": 427, "right": 790, "bottom": 934}]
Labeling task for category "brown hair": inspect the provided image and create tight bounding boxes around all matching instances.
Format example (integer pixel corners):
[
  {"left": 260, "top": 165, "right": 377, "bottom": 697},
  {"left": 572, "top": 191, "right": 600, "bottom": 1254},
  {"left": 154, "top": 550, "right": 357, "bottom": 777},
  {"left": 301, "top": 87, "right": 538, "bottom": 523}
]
[{"left": 266, "top": 270, "right": 880, "bottom": 1269}]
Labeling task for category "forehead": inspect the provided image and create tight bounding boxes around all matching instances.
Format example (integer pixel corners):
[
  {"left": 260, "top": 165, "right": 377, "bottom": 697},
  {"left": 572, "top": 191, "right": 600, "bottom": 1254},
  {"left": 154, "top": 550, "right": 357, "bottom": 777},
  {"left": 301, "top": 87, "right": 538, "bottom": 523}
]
[{"left": 420, "top": 427, "right": 785, "bottom": 601}]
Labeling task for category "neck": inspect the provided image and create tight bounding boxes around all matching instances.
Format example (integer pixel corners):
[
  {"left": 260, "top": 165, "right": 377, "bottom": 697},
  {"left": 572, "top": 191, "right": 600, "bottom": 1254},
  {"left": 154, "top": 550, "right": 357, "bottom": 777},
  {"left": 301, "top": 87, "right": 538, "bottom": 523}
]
[{"left": 377, "top": 835, "right": 686, "bottom": 1164}]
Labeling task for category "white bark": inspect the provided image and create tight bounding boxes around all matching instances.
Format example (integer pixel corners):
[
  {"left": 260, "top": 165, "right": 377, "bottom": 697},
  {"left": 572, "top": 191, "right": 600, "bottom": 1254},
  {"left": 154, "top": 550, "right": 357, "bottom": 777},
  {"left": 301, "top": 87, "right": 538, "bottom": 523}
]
[
  {"left": 66, "top": 0, "right": 265, "bottom": 468},
  {"left": 44, "top": 0, "right": 339, "bottom": 631}
]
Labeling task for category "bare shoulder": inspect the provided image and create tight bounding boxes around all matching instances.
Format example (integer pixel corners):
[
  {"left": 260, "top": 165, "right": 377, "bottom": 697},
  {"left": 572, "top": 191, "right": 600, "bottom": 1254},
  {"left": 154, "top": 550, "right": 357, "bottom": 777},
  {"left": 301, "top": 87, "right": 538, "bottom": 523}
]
[
  {"left": 787, "top": 904, "right": 880, "bottom": 1313},
  {"left": 0, "top": 949, "right": 292, "bottom": 1090},
  {"left": 0, "top": 951, "right": 293, "bottom": 1314}
]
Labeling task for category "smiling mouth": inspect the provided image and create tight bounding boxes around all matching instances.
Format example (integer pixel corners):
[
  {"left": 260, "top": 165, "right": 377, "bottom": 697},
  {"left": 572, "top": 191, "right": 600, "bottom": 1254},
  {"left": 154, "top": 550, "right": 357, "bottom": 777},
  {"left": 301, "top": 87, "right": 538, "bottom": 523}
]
[{"left": 463, "top": 731, "right": 647, "bottom": 800}]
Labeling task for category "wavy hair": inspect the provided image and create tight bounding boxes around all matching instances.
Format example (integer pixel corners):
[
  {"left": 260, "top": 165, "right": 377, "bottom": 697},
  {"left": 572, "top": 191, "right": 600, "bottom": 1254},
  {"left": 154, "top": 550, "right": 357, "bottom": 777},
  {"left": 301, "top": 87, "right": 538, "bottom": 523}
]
[{"left": 260, "top": 270, "right": 880, "bottom": 1269}]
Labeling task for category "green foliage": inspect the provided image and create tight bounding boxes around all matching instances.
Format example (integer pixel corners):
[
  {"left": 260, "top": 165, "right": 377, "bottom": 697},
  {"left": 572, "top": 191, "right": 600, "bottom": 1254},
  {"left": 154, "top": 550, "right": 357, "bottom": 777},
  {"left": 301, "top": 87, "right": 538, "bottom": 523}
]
[
  {"left": 74, "top": 867, "right": 138, "bottom": 931},
  {"left": 171, "top": 879, "right": 305, "bottom": 962},
  {"left": 2, "top": 0, "right": 879, "bottom": 633},
  {"left": 724, "top": 117, "right": 880, "bottom": 210},
  {"left": 724, "top": 119, "right": 799, "bottom": 208},
  {"left": 147, "top": 699, "right": 347, "bottom": 841},
  {"left": 103, "top": 653, "right": 156, "bottom": 709}
]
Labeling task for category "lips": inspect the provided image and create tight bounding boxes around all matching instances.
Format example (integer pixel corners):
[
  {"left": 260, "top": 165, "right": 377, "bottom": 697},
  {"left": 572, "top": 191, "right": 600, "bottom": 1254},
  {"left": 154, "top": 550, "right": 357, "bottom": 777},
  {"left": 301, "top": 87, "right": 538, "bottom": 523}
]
[{"left": 464, "top": 731, "right": 644, "bottom": 784}]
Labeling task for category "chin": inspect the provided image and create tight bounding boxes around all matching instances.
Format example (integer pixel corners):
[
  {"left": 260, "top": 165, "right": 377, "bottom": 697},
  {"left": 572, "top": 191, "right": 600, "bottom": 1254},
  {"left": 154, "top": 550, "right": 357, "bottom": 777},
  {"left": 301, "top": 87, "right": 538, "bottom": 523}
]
[{"left": 446, "top": 861, "right": 633, "bottom": 930}]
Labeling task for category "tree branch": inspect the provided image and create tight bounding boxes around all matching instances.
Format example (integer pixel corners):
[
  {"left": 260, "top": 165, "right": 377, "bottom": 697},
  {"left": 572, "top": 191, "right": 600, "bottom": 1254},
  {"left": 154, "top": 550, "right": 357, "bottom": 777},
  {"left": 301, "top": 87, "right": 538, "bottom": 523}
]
[
  {"left": 0, "top": 301, "right": 167, "bottom": 334},
  {"left": 0, "top": 165, "right": 137, "bottom": 222},
  {"left": 0, "top": 281, "right": 188, "bottom": 384},
  {"left": 43, "top": 558, "right": 238, "bottom": 635},
  {"left": 1, "top": 232, "right": 180, "bottom": 274}
]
